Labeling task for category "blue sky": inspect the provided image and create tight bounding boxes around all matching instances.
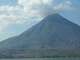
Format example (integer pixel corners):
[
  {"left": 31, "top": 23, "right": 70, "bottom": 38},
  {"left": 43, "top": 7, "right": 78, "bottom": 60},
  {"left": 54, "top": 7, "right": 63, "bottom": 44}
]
[{"left": 0, "top": 0, "right": 80, "bottom": 41}]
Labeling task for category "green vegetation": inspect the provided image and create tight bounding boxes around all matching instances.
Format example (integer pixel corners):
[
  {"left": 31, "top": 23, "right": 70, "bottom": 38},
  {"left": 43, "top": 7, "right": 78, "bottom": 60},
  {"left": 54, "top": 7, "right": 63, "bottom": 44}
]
[
  {"left": 0, "top": 49, "right": 80, "bottom": 58},
  {"left": 0, "top": 53, "right": 80, "bottom": 59}
]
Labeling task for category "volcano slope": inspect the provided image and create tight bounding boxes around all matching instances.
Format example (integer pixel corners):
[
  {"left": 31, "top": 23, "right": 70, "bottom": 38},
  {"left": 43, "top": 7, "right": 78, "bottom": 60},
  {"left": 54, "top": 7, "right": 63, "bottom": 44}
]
[{"left": 0, "top": 14, "right": 80, "bottom": 58}]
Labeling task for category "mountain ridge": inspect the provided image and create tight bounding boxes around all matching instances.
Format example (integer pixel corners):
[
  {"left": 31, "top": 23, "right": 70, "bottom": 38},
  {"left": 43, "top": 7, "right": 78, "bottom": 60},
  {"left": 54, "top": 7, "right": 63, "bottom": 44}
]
[
  {"left": 0, "top": 14, "right": 80, "bottom": 58},
  {"left": 0, "top": 14, "right": 80, "bottom": 50}
]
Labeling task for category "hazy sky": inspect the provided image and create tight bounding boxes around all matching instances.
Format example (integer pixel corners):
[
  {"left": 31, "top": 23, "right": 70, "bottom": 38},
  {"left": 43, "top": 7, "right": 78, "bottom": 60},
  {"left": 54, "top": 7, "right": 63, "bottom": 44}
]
[{"left": 0, "top": 0, "right": 80, "bottom": 41}]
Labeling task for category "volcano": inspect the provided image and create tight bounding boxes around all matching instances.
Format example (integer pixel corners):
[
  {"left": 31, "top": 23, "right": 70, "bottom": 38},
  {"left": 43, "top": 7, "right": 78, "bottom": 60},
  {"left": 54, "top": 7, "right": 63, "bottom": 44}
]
[{"left": 0, "top": 14, "right": 80, "bottom": 58}]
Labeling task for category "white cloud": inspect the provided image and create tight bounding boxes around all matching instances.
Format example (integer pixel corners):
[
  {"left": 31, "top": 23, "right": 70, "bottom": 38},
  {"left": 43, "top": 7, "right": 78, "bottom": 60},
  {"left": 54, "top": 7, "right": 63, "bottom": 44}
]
[
  {"left": 0, "top": 0, "right": 74, "bottom": 34},
  {"left": 54, "top": 1, "right": 74, "bottom": 12}
]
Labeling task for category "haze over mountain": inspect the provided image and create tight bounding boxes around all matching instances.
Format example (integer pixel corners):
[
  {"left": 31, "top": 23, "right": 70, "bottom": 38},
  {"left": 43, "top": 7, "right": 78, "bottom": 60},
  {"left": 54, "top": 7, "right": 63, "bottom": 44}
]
[{"left": 0, "top": 14, "right": 80, "bottom": 58}]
